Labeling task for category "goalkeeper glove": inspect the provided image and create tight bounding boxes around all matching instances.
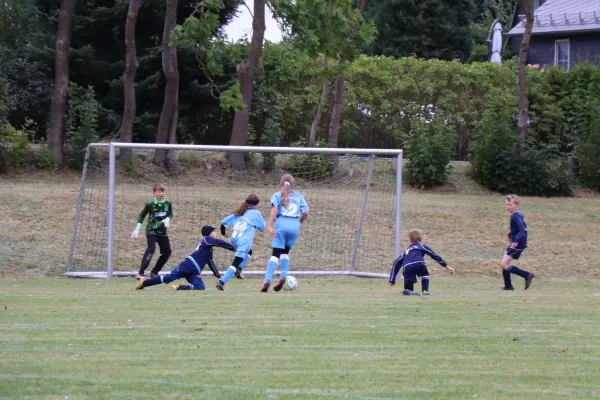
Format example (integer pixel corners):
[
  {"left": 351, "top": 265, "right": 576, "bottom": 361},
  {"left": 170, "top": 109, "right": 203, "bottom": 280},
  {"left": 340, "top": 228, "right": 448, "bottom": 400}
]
[
  {"left": 163, "top": 218, "right": 170, "bottom": 228},
  {"left": 131, "top": 227, "right": 140, "bottom": 239}
]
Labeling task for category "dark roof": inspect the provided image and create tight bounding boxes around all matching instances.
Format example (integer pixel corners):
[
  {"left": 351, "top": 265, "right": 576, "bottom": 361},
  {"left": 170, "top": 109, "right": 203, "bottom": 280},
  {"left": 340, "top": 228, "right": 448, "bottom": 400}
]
[{"left": 506, "top": 0, "right": 600, "bottom": 36}]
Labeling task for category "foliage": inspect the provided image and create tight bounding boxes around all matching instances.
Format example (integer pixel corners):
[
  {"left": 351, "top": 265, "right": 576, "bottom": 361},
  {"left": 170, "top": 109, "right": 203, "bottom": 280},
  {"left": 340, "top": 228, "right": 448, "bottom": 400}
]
[
  {"left": 364, "top": 0, "right": 476, "bottom": 62},
  {"left": 574, "top": 97, "right": 600, "bottom": 190},
  {"left": 0, "top": 120, "right": 35, "bottom": 169},
  {"left": 32, "top": 142, "right": 55, "bottom": 169},
  {"left": 64, "top": 83, "right": 99, "bottom": 169},
  {"left": 177, "top": 149, "right": 201, "bottom": 165},
  {"left": 406, "top": 118, "right": 455, "bottom": 188},
  {"left": 284, "top": 139, "right": 333, "bottom": 180}
]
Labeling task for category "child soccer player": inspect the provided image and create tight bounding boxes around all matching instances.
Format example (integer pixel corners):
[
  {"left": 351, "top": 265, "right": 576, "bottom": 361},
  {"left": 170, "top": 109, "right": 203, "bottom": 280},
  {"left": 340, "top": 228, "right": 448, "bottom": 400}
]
[
  {"left": 215, "top": 194, "right": 266, "bottom": 291},
  {"left": 131, "top": 183, "right": 173, "bottom": 279},
  {"left": 261, "top": 174, "right": 309, "bottom": 293},
  {"left": 135, "top": 225, "right": 234, "bottom": 291},
  {"left": 389, "top": 229, "right": 454, "bottom": 296},
  {"left": 501, "top": 194, "right": 535, "bottom": 290}
]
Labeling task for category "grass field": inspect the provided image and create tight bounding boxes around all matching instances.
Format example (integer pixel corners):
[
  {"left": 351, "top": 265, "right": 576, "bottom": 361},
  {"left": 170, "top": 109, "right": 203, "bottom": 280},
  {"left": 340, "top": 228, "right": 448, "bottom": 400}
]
[{"left": 1, "top": 276, "right": 600, "bottom": 399}]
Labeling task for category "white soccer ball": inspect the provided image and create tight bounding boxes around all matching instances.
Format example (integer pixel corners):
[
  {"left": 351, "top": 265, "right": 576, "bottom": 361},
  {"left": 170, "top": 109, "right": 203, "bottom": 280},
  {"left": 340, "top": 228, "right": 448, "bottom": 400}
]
[{"left": 283, "top": 275, "right": 298, "bottom": 291}]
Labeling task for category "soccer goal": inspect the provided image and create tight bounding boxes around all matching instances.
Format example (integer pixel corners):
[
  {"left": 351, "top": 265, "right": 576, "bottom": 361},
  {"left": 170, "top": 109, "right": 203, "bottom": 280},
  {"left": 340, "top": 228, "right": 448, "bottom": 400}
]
[{"left": 66, "top": 143, "right": 403, "bottom": 278}]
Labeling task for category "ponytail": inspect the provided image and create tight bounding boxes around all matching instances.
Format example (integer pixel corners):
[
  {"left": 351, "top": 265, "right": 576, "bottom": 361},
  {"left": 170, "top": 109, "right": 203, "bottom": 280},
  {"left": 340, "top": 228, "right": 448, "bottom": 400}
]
[{"left": 279, "top": 174, "right": 294, "bottom": 208}]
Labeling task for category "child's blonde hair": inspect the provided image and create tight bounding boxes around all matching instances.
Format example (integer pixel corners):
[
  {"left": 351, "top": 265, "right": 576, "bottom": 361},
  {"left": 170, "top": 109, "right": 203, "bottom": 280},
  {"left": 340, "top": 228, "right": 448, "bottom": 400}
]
[
  {"left": 506, "top": 194, "right": 520, "bottom": 205},
  {"left": 153, "top": 183, "right": 165, "bottom": 192},
  {"left": 408, "top": 229, "right": 422, "bottom": 243},
  {"left": 280, "top": 174, "right": 295, "bottom": 208}
]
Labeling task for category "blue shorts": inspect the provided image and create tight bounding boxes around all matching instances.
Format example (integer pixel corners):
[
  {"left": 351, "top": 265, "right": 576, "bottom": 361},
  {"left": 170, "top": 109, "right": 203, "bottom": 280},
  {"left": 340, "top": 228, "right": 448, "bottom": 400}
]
[
  {"left": 403, "top": 262, "right": 429, "bottom": 284},
  {"left": 273, "top": 217, "right": 301, "bottom": 250},
  {"left": 506, "top": 246, "right": 526, "bottom": 260},
  {"left": 232, "top": 234, "right": 255, "bottom": 258}
]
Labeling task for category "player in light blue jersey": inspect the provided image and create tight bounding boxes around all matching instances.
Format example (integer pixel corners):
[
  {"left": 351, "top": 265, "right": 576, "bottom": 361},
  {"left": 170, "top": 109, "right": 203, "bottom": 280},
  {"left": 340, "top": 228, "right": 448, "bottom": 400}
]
[
  {"left": 261, "top": 174, "right": 309, "bottom": 292},
  {"left": 216, "top": 194, "right": 266, "bottom": 291}
]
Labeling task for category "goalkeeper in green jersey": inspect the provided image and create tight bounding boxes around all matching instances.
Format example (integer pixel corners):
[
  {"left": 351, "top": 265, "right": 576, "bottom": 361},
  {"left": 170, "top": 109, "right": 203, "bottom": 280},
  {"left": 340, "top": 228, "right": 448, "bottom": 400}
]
[{"left": 131, "top": 183, "right": 173, "bottom": 279}]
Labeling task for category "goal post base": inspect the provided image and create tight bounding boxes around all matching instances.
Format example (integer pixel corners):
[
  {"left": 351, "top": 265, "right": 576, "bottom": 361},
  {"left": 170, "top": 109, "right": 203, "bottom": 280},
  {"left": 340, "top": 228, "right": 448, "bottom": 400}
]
[{"left": 64, "top": 270, "right": 388, "bottom": 279}]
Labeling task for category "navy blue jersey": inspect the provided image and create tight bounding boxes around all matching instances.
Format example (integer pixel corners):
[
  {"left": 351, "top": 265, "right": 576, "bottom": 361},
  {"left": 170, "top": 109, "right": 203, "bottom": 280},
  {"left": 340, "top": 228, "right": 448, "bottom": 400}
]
[
  {"left": 509, "top": 210, "right": 527, "bottom": 249},
  {"left": 389, "top": 242, "right": 447, "bottom": 284},
  {"left": 180, "top": 236, "right": 235, "bottom": 277}
]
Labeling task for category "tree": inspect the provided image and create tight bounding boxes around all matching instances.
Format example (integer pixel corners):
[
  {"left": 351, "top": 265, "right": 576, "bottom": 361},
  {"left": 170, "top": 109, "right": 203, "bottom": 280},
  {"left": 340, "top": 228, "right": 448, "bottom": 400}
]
[
  {"left": 153, "top": 0, "right": 180, "bottom": 167},
  {"left": 228, "top": 0, "right": 265, "bottom": 169},
  {"left": 119, "top": 0, "right": 141, "bottom": 165},
  {"left": 516, "top": 0, "right": 534, "bottom": 147},
  {"left": 47, "top": 0, "right": 76, "bottom": 166},
  {"left": 365, "top": 0, "right": 476, "bottom": 62},
  {"left": 309, "top": 55, "right": 328, "bottom": 146}
]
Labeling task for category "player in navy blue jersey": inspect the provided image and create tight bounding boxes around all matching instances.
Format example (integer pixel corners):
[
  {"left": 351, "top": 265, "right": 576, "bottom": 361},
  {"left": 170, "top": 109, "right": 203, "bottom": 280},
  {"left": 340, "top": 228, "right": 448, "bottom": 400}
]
[
  {"left": 389, "top": 229, "right": 454, "bottom": 296},
  {"left": 135, "top": 225, "right": 234, "bottom": 291},
  {"left": 216, "top": 194, "right": 266, "bottom": 291},
  {"left": 261, "top": 174, "right": 309, "bottom": 293},
  {"left": 500, "top": 194, "right": 535, "bottom": 290}
]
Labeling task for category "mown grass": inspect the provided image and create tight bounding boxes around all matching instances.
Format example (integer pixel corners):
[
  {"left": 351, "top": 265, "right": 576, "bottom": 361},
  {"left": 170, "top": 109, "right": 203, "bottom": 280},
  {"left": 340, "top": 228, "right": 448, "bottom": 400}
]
[{"left": 1, "top": 276, "right": 600, "bottom": 399}]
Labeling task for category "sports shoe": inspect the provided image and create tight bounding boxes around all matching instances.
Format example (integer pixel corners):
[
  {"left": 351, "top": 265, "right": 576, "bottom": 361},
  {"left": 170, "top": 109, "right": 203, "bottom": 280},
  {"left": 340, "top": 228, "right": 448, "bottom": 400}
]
[
  {"left": 260, "top": 282, "right": 270, "bottom": 292},
  {"left": 234, "top": 269, "right": 244, "bottom": 280},
  {"left": 135, "top": 278, "right": 145, "bottom": 290},
  {"left": 171, "top": 285, "right": 179, "bottom": 291},
  {"left": 216, "top": 281, "right": 225, "bottom": 291},
  {"left": 525, "top": 273, "right": 535, "bottom": 290},
  {"left": 150, "top": 272, "right": 158, "bottom": 278},
  {"left": 422, "top": 290, "right": 432, "bottom": 296},
  {"left": 135, "top": 274, "right": 144, "bottom": 280},
  {"left": 402, "top": 289, "right": 421, "bottom": 296},
  {"left": 502, "top": 286, "right": 514, "bottom": 291},
  {"left": 273, "top": 277, "right": 286, "bottom": 292}
]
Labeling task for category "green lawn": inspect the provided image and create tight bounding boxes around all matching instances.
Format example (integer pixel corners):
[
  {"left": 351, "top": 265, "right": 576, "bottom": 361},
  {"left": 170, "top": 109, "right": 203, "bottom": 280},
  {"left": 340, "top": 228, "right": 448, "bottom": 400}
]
[{"left": 2, "top": 276, "right": 599, "bottom": 399}]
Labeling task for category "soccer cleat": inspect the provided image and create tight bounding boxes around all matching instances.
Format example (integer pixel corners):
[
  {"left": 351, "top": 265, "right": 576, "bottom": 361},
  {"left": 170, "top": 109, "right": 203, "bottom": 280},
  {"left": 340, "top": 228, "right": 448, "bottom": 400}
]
[
  {"left": 402, "top": 289, "right": 421, "bottom": 296},
  {"left": 135, "top": 278, "right": 145, "bottom": 290},
  {"left": 171, "top": 285, "right": 179, "bottom": 291},
  {"left": 273, "top": 277, "right": 286, "bottom": 292},
  {"left": 525, "top": 273, "right": 535, "bottom": 290},
  {"left": 502, "top": 286, "right": 515, "bottom": 291},
  {"left": 135, "top": 274, "right": 144, "bottom": 280},
  {"left": 216, "top": 281, "right": 225, "bottom": 291},
  {"left": 234, "top": 269, "right": 244, "bottom": 280},
  {"left": 422, "top": 290, "right": 432, "bottom": 296},
  {"left": 260, "top": 282, "right": 270, "bottom": 293}
]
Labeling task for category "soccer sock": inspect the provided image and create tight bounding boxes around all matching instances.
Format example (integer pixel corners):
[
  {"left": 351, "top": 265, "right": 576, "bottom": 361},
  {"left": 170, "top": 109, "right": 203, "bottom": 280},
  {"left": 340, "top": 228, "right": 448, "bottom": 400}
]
[
  {"left": 404, "top": 282, "right": 414, "bottom": 291},
  {"left": 177, "top": 285, "right": 192, "bottom": 290},
  {"left": 221, "top": 266, "right": 237, "bottom": 284},
  {"left": 279, "top": 254, "right": 289, "bottom": 279},
  {"left": 238, "top": 253, "right": 251, "bottom": 269},
  {"left": 265, "top": 256, "right": 279, "bottom": 283},
  {"left": 142, "top": 276, "right": 162, "bottom": 288},
  {"left": 509, "top": 265, "right": 528, "bottom": 278},
  {"left": 421, "top": 276, "right": 430, "bottom": 292},
  {"left": 502, "top": 270, "right": 512, "bottom": 288}
]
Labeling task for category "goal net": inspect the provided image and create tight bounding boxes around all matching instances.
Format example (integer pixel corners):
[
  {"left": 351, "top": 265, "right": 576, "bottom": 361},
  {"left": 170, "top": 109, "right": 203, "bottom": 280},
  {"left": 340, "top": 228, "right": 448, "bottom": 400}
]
[{"left": 66, "top": 143, "right": 403, "bottom": 278}]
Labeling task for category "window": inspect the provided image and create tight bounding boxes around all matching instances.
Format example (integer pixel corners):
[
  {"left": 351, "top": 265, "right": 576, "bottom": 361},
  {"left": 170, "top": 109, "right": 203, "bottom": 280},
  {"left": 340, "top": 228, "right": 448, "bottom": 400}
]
[{"left": 554, "top": 40, "right": 570, "bottom": 71}]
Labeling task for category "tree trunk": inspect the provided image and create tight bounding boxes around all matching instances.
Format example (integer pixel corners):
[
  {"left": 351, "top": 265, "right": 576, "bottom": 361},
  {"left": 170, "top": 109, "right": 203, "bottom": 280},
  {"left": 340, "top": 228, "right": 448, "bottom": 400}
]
[
  {"left": 153, "top": 0, "right": 179, "bottom": 166},
  {"left": 517, "top": 0, "right": 534, "bottom": 151},
  {"left": 119, "top": 0, "right": 141, "bottom": 165},
  {"left": 228, "top": 0, "right": 265, "bottom": 170},
  {"left": 308, "top": 54, "right": 328, "bottom": 147},
  {"left": 328, "top": 75, "right": 344, "bottom": 149},
  {"left": 47, "top": 0, "right": 76, "bottom": 166}
]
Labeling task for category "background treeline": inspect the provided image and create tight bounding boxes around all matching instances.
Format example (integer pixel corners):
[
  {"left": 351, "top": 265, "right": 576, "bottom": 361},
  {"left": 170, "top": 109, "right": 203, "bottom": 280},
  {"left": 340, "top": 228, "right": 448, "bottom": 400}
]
[{"left": 1, "top": 0, "right": 599, "bottom": 196}]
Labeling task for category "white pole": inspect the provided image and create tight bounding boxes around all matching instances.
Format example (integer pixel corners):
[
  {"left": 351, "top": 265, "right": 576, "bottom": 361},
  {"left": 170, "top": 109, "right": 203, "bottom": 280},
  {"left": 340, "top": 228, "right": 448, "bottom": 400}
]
[{"left": 107, "top": 143, "right": 116, "bottom": 278}]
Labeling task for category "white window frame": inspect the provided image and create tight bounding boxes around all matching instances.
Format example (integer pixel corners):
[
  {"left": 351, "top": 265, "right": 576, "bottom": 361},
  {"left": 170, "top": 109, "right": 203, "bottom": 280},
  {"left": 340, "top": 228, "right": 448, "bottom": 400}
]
[{"left": 554, "top": 39, "right": 570, "bottom": 71}]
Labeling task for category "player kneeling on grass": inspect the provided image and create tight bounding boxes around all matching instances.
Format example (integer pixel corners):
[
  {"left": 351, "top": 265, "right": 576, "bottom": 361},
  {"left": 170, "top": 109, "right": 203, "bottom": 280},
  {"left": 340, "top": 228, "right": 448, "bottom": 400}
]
[
  {"left": 135, "top": 225, "right": 234, "bottom": 291},
  {"left": 389, "top": 229, "right": 454, "bottom": 296}
]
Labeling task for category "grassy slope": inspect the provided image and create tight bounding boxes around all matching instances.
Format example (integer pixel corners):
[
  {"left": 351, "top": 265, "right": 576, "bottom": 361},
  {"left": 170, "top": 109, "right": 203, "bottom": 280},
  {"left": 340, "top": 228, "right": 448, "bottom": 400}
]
[{"left": 1, "top": 277, "right": 600, "bottom": 400}]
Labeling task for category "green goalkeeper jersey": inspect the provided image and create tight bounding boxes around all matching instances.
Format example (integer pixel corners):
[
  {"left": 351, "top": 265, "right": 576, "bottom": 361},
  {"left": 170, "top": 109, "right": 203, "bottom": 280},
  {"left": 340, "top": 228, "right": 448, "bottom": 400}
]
[{"left": 137, "top": 198, "right": 173, "bottom": 236}]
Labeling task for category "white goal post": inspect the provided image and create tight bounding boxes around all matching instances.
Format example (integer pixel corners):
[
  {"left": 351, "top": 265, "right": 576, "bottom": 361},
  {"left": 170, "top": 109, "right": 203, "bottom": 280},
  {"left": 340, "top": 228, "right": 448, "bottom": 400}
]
[{"left": 66, "top": 143, "right": 403, "bottom": 279}]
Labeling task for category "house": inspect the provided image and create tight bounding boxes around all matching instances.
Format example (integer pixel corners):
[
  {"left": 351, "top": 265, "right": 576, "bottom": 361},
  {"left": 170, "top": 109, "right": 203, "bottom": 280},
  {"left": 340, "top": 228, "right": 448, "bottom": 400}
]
[{"left": 505, "top": 0, "right": 600, "bottom": 70}]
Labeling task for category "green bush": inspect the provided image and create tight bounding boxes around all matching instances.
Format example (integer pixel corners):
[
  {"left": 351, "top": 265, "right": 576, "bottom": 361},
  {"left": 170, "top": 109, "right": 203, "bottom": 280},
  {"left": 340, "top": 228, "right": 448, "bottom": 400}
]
[
  {"left": 405, "top": 118, "right": 455, "bottom": 188},
  {"left": 177, "top": 150, "right": 200, "bottom": 165},
  {"left": 33, "top": 144, "right": 55, "bottom": 169},
  {"left": 65, "top": 83, "right": 99, "bottom": 169},
  {"left": 0, "top": 121, "right": 32, "bottom": 168},
  {"left": 575, "top": 97, "right": 600, "bottom": 190}
]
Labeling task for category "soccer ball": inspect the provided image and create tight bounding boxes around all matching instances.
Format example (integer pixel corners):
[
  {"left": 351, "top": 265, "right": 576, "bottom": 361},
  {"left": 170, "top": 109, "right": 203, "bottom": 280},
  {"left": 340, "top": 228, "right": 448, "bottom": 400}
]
[{"left": 283, "top": 275, "right": 298, "bottom": 291}]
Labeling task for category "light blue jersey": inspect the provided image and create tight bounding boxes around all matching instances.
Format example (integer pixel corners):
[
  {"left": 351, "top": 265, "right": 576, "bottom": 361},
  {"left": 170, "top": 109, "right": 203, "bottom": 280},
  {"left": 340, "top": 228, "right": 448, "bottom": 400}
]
[
  {"left": 221, "top": 208, "right": 266, "bottom": 257},
  {"left": 271, "top": 191, "right": 309, "bottom": 250}
]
